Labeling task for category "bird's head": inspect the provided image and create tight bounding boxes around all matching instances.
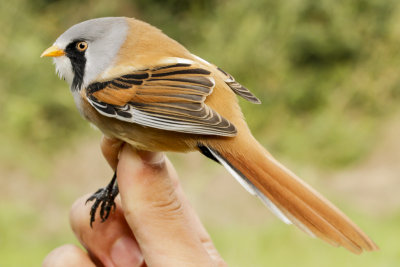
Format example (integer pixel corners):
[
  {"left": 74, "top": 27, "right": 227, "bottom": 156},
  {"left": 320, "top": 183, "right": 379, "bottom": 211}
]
[{"left": 41, "top": 17, "right": 129, "bottom": 91}]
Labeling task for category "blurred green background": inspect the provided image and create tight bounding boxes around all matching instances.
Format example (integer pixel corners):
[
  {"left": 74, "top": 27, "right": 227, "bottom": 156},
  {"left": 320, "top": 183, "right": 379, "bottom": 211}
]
[{"left": 1, "top": 0, "right": 400, "bottom": 266}]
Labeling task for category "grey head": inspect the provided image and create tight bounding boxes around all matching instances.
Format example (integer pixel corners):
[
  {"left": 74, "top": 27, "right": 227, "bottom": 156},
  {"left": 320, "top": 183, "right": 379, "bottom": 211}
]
[{"left": 50, "top": 17, "right": 129, "bottom": 90}]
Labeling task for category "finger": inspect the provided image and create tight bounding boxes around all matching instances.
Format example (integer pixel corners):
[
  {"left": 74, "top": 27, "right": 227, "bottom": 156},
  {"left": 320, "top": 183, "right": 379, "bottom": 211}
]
[
  {"left": 101, "top": 136, "right": 123, "bottom": 170},
  {"left": 42, "top": 244, "right": 96, "bottom": 267},
  {"left": 100, "top": 138, "right": 224, "bottom": 265},
  {"left": 165, "top": 159, "right": 226, "bottom": 265},
  {"left": 117, "top": 145, "right": 214, "bottom": 266},
  {"left": 70, "top": 195, "right": 144, "bottom": 267}
]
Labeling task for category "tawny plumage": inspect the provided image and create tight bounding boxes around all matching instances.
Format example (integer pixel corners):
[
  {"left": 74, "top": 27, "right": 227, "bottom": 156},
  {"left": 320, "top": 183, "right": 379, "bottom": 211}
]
[{"left": 41, "top": 17, "right": 378, "bottom": 253}]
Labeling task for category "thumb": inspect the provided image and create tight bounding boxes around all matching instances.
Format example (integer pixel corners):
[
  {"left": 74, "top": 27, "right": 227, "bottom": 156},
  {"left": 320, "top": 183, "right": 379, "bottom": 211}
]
[{"left": 116, "top": 145, "right": 213, "bottom": 267}]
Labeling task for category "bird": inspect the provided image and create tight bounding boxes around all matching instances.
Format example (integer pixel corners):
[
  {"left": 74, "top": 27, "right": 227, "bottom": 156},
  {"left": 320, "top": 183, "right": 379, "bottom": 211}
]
[{"left": 41, "top": 17, "right": 378, "bottom": 254}]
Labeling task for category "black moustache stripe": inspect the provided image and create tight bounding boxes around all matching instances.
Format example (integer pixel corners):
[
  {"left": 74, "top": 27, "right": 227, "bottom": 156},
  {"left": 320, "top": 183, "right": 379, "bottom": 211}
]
[{"left": 65, "top": 40, "right": 87, "bottom": 90}]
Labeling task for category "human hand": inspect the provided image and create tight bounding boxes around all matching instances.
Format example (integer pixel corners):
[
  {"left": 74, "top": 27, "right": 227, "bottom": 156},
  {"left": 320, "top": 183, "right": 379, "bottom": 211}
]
[{"left": 43, "top": 144, "right": 226, "bottom": 267}]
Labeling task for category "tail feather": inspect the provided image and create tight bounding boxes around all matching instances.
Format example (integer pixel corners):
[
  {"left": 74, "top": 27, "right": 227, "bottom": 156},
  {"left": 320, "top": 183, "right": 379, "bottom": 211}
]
[
  {"left": 208, "top": 148, "right": 292, "bottom": 225},
  {"left": 201, "top": 141, "right": 378, "bottom": 254}
]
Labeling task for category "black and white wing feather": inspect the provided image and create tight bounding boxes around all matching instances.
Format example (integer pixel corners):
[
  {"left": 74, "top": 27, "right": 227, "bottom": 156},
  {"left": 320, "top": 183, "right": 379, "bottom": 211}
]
[
  {"left": 216, "top": 67, "right": 261, "bottom": 104},
  {"left": 85, "top": 60, "right": 237, "bottom": 136}
]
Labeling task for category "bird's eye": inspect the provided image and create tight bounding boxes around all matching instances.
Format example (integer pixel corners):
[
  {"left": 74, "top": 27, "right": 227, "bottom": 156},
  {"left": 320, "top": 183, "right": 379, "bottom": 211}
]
[{"left": 76, "top": 41, "right": 88, "bottom": 52}]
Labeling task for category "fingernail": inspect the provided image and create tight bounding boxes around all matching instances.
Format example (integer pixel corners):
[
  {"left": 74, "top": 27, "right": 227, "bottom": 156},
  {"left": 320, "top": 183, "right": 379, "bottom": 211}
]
[
  {"left": 111, "top": 236, "right": 143, "bottom": 267},
  {"left": 111, "top": 141, "right": 123, "bottom": 148},
  {"left": 137, "top": 151, "right": 165, "bottom": 166}
]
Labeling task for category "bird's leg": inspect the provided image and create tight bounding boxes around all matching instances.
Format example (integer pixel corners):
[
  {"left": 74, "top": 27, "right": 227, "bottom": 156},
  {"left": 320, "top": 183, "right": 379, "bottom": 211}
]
[{"left": 86, "top": 172, "right": 119, "bottom": 227}]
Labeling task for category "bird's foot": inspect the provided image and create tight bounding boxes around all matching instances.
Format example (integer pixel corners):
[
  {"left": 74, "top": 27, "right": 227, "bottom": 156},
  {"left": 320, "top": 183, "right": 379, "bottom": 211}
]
[{"left": 86, "top": 173, "right": 119, "bottom": 227}]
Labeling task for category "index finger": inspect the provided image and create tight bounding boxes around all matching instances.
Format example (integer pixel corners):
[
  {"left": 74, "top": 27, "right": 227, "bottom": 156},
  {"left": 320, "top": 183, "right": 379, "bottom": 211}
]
[{"left": 117, "top": 145, "right": 214, "bottom": 267}]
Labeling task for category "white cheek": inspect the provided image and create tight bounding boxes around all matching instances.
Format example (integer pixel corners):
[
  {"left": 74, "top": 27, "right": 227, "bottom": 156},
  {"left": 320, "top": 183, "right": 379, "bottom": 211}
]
[{"left": 53, "top": 56, "right": 74, "bottom": 86}]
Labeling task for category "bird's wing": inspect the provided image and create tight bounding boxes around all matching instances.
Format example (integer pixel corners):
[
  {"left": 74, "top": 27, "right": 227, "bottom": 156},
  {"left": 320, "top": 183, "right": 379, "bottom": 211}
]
[
  {"left": 190, "top": 54, "right": 261, "bottom": 104},
  {"left": 216, "top": 67, "right": 261, "bottom": 104},
  {"left": 85, "top": 61, "right": 237, "bottom": 136}
]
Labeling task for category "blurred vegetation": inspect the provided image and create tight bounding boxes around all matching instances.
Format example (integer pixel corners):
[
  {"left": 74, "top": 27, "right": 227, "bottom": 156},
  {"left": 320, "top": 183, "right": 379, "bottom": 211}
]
[{"left": 1, "top": 0, "right": 400, "bottom": 266}]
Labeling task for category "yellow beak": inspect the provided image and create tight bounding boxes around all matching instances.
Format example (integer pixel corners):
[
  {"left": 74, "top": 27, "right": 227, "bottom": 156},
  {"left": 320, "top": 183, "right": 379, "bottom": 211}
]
[{"left": 41, "top": 45, "right": 65, "bottom": 58}]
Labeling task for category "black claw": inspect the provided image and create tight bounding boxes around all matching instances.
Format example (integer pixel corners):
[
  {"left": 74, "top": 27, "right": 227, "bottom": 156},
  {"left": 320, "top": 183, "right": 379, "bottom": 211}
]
[
  {"left": 88, "top": 197, "right": 101, "bottom": 227},
  {"left": 85, "top": 172, "right": 119, "bottom": 227},
  {"left": 86, "top": 188, "right": 102, "bottom": 204},
  {"left": 100, "top": 200, "right": 106, "bottom": 221}
]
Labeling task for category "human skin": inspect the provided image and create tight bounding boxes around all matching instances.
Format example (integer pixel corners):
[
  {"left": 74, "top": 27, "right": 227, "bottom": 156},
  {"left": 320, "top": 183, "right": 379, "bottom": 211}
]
[{"left": 43, "top": 143, "right": 226, "bottom": 267}]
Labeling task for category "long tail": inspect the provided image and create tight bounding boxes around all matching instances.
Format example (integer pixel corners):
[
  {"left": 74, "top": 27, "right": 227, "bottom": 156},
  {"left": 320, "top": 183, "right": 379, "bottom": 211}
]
[{"left": 200, "top": 137, "right": 378, "bottom": 254}]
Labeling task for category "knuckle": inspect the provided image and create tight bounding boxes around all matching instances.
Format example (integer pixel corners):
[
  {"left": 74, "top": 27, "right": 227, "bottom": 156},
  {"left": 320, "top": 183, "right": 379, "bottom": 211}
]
[
  {"left": 148, "top": 187, "right": 184, "bottom": 219},
  {"left": 143, "top": 159, "right": 168, "bottom": 175},
  {"left": 124, "top": 186, "right": 185, "bottom": 223}
]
